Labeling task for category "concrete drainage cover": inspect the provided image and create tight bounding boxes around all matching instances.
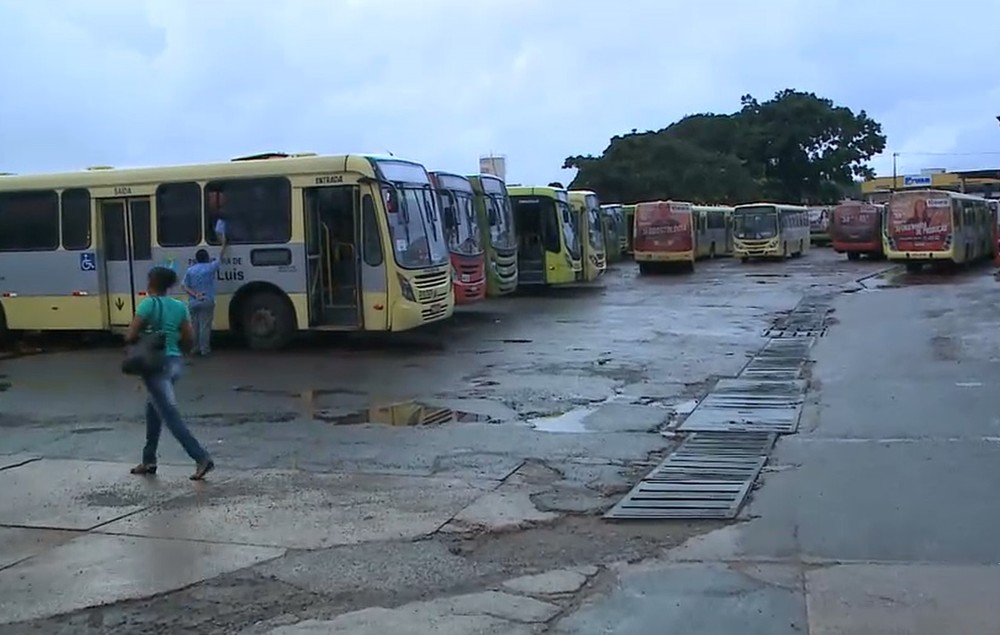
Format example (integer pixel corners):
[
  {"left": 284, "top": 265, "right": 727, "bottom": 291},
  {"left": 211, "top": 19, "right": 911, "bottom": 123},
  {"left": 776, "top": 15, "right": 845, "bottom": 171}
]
[
  {"left": 740, "top": 337, "right": 813, "bottom": 381},
  {"left": 677, "top": 379, "right": 806, "bottom": 434},
  {"left": 604, "top": 431, "right": 774, "bottom": 520}
]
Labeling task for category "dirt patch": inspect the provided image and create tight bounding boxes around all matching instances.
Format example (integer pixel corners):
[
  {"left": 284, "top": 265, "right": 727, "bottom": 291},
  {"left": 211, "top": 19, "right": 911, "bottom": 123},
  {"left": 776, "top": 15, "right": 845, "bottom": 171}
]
[{"left": 931, "top": 335, "right": 960, "bottom": 361}]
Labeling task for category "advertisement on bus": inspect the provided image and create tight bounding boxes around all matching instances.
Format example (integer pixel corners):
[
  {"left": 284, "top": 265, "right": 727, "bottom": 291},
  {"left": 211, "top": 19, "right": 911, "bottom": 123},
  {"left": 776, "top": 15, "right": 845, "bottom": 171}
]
[
  {"left": 887, "top": 192, "right": 953, "bottom": 252},
  {"left": 832, "top": 202, "right": 880, "bottom": 242},
  {"left": 634, "top": 201, "right": 693, "bottom": 252}
]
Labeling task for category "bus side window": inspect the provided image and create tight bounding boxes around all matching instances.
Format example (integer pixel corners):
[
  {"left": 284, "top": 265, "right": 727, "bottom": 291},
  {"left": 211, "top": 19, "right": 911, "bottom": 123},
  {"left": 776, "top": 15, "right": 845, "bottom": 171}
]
[
  {"left": 61, "top": 188, "right": 92, "bottom": 250},
  {"left": 156, "top": 182, "right": 202, "bottom": 247},
  {"left": 204, "top": 177, "right": 291, "bottom": 245},
  {"left": 361, "top": 193, "right": 383, "bottom": 267},
  {"left": 0, "top": 190, "right": 59, "bottom": 252}
]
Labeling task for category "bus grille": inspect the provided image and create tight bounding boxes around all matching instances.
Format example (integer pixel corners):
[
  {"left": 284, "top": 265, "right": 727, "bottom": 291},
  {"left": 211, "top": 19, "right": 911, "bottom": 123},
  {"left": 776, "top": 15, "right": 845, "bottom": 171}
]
[
  {"left": 412, "top": 269, "right": 449, "bottom": 290},
  {"left": 421, "top": 303, "right": 449, "bottom": 322}
]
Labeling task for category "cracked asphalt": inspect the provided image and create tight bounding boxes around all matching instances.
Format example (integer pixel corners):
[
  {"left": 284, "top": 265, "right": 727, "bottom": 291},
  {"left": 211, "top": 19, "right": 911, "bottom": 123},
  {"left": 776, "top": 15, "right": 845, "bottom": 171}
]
[{"left": 7, "top": 249, "right": 984, "bottom": 633}]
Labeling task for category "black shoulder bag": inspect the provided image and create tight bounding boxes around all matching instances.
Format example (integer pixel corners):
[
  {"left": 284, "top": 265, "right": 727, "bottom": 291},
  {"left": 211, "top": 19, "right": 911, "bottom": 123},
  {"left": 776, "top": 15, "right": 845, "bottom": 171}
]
[{"left": 121, "top": 297, "right": 167, "bottom": 376}]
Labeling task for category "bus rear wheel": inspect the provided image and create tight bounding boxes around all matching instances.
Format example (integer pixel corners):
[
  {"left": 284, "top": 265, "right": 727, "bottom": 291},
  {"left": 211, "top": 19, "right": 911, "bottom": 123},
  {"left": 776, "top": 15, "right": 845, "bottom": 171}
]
[
  {"left": 637, "top": 262, "right": 651, "bottom": 275},
  {"left": 240, "top": 291, "right": 295, "bottom": 350},
  {"left": 847, "top": 251, "right": 861, "bottom": 261}
]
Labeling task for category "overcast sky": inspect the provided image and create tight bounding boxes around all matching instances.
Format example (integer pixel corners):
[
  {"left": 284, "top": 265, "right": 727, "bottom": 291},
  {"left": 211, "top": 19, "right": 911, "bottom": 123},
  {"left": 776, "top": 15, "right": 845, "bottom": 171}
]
[{"left": 2, "top": 0, "right": 999, "bottom": 186}]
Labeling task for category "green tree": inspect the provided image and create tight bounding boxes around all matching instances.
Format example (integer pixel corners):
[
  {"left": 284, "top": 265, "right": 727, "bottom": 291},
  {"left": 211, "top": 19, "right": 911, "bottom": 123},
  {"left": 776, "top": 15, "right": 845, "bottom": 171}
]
[{"left": 565, "top": 89, "right": 886, "bottom": 206}]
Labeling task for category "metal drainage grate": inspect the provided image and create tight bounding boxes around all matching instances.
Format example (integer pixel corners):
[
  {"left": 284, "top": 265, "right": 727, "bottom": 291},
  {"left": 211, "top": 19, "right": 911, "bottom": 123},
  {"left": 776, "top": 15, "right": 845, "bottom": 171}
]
[
  {"left": 675, "top": 430, "right": 777, "bottom": 457},
  {"left": 765, "top": 303, "right": 832, "bottom": 338},
  {"left": 740, "top": 337, "right": 813, "bottom": 381},
  {"left": 678, "top": 378, "right": 806, "bottom": 434},
  {"left": 604, "top": 431, "right": 773, "bottom": 520}
]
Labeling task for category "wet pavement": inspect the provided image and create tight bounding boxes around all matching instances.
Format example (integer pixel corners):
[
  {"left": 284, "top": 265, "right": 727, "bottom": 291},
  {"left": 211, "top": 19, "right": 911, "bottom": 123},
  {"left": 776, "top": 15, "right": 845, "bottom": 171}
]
[{"left": 4, "top": 250, "right": 991, "bottom": 632}]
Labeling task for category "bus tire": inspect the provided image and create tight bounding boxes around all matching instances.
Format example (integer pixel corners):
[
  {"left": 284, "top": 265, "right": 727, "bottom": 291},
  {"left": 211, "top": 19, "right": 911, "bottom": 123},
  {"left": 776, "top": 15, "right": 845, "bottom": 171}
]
[
  {"left": 239, "top": 291, "right": 295, "bottom": 350},
  {"left": 847, "top": 251, "right": 861, "bottom": 261},
  {"left": 782, "top": 243, "right": 789, "bottom": 259},
  {"left": 799, "top": 239, "right": 804, "bottom": 255},
  {"left": 709, "top": 243, "right": 716, "bottom": 258},
  {"left": 637, "top": 262, "right": 650, "bottom": 275},
  {"left": 740, "top": 257, "right": 749, "bottom": 264}
]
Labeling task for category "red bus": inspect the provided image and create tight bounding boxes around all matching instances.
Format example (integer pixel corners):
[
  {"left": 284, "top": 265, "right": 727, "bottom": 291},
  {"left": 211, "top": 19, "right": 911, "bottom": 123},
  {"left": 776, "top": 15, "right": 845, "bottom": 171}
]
[
  {"left": 830, "top": 201, "right": 885, "bottom": 260},
  {"left": 633, "top": 201, "right": 696, "bottom": 273},
  {"left": 430, "top": 171, "right": 486, "bottom": 304}
]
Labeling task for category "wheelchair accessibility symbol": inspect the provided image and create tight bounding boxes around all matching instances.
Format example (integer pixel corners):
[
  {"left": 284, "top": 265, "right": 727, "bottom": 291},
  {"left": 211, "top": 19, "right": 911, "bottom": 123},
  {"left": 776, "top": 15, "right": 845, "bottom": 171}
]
[{"left": 79, "top": 252, "right": 96, "bottom": 272}]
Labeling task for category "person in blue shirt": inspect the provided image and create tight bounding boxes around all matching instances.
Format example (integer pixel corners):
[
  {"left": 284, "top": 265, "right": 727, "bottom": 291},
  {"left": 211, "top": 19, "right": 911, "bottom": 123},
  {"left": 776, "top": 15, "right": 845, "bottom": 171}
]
[
  {"left": 125, "top": 266, "right": 215, "bottom": 480},
  {"left": 181, "top": 235, "right": 228, "bottom": 356}
]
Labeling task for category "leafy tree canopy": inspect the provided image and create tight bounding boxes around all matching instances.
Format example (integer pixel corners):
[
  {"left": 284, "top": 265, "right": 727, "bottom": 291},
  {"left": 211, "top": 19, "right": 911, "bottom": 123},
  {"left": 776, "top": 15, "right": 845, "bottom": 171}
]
[{"left": 564, "top": 89, "right": 886, "bottom": 205}]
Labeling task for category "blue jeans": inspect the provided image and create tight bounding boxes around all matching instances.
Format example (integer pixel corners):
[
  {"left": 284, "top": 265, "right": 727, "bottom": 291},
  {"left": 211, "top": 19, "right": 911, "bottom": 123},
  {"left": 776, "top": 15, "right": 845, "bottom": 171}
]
[
  {"left": 189, "top": 301, "right": 215, "bottom": 354},
  {"left": 142, "top": 357, "right": 209, "bottom": 465}
]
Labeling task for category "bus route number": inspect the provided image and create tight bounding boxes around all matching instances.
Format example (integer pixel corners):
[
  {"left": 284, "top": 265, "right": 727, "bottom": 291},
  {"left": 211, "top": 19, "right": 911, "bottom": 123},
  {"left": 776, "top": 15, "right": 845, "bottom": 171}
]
[
  {"left": 114, "top": 186, "right": 132, "bottom": 196},
  {"left": 315, "top": 175, "right": 344, "bottom": 185}
]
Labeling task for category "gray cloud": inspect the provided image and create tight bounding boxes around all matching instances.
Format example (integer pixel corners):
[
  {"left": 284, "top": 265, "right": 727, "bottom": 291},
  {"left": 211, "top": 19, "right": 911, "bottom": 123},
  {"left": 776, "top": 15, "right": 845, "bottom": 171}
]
[{"left": 1, "top": 0, "right": 998, "bottom": 184}]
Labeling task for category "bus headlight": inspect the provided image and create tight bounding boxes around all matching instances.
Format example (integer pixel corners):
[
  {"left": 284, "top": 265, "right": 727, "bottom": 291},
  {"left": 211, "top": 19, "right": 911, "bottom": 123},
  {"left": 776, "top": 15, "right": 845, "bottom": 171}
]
[{"left": 396, "top": 273, "right": 416, "bottom": 302}]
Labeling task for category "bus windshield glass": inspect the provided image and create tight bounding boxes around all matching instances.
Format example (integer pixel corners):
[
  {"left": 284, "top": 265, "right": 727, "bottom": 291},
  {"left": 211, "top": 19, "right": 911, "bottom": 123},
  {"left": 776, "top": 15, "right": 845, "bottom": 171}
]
[
  {"left": 734, "top": 206, "right": 778, "bottom": 239},
  {"left": 557, "top": 200, "right": 581, "bottom": 259},
  {"left": 487, "top": 193, "right": 515, "bottom": 249},
  {"left": 383, "top": 183, "right": 450, "bottom": 269},
  {"left": 438, "top": 188, "right": 481, "bottom": 255},
  {"left": 588, "top": 208, "right": 605, "bottom": 251}
]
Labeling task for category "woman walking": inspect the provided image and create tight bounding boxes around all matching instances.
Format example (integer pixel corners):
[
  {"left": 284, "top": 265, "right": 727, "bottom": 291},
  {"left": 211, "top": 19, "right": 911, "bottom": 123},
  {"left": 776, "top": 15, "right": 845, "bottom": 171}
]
[{"left": 125, "top": 266, "right": 215, "bottom": 480}]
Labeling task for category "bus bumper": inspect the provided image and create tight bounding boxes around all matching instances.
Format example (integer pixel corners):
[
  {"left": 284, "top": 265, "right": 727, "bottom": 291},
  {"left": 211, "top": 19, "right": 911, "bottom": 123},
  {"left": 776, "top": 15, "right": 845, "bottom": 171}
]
[
  {"left": 454, "top": 279, "right": 486, "bottom": 304},
  {"left": 634, "top": 251, "right": 694, "bottom": 263}
]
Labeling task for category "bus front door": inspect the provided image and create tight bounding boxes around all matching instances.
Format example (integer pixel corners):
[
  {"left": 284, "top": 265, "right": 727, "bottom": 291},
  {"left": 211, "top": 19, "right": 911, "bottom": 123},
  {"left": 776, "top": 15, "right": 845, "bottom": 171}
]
[
  {"left": 304, "top": 186, "right": 360, "bottom": 328},
  {"left": 99, "top": 198, "right": 152, "bottom": 328}
]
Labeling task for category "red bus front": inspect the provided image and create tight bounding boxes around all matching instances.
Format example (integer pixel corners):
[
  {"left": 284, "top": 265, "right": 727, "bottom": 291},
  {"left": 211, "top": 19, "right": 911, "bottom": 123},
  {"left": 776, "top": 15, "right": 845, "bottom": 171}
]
[
  {"left": 450, "top": 251, "right": 485, "bottom": 304},
  {"left": 430, "top": 171, "right": 486, "bottom": 304},
  {"left": 831, "top": 201, "right": 883, "bottom": 258}
]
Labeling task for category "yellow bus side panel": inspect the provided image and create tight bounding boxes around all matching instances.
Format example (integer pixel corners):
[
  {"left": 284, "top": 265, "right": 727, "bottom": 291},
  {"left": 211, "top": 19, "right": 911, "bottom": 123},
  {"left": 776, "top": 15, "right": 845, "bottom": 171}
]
[{"left": 2, "top": 296, "right": 105, "bottom": 330}]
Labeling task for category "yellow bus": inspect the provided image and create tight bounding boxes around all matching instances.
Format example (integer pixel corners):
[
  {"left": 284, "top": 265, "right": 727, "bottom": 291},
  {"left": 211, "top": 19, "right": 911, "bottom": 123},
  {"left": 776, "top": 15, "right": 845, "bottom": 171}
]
[
  {"left": 0, "top": 153, "right": 454, "bottom": 349},
  {"left": 569, "top": 190, "right": 608, "bottom": 281},
  {"left": 732, "top": 203, "right": 810, "bottom": 262},
  {"left": 884, "top": 189, "right": 997, "bottom": 272},
  {"left": 600, "top": 203, "right": 626, "bottom": 262},
  {"left": 508, "top": 185, "right": 581, "bottom": 285},
  {"left": 692, "top": 205, "right": 734, "bottom": 258},
  {"left": 623, "top": 204, "right": 636, "bottom": 255}
]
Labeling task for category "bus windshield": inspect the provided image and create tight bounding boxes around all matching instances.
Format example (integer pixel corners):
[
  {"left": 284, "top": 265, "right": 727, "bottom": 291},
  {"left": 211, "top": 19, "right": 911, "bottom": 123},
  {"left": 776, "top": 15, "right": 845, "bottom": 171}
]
[
  {"left": 438, "top": 189, "right": 481, "bottom": 256},
  {"left": 557, "top": 200, "right": 581, "bottom": 259},
  {"left": 383, "top": 183, "right": 450, "bottom": 268},
  {"left": 487, "top": 193, "right": 516, "bottom": 250},
  {"left": 588, "top": 208, "right": 605, "bottom": 251},
  {"left": 734, "top": 207, "right": 778, "bottom": 239}
]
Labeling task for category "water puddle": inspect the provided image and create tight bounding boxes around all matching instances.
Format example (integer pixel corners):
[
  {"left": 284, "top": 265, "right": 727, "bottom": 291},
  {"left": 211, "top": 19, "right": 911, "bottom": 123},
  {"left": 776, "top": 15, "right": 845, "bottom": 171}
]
[
  {"left": 310, "top": 400, "right": 494, "bottom": 426},
  {"left": 528, "top": 406, "right": 595, "bottom": 433}
]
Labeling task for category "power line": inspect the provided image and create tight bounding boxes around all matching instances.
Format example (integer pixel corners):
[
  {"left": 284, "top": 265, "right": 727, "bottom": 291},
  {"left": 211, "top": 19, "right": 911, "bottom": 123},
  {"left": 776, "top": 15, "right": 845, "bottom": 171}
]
[{"left": 888, "top": 151, "right": 1000, "bottom": 157}]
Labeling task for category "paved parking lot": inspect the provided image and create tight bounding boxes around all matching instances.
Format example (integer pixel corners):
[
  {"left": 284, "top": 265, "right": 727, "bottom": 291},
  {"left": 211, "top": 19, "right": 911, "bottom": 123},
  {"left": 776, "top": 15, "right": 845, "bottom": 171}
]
[{"left": 12, "top": 249, "right": 993, "bottom": 633}]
